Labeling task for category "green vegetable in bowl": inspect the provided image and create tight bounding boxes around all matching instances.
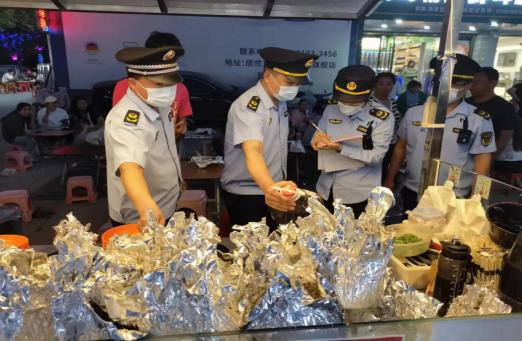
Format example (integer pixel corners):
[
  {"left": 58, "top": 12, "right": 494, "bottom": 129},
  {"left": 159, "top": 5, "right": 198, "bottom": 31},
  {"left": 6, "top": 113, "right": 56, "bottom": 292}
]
[{"left": 394, "top": 233, "right": 422, "bottom": 244}]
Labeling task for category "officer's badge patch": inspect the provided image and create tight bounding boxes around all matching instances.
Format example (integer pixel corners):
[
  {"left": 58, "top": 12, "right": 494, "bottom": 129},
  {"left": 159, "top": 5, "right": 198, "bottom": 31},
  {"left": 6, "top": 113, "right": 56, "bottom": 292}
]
[
  {"left": 247, "top": 96, "right": 260, "bottom": 111},
  {"left": 453, "top": 127, "right": 462, "bottom": 134},
  {"left": 162, "top": 50, "right": 176, "bottom": 61},
  {"left": 347, "top": 82, "right": 357, "bottom": 91},
  {"left": 357, "top": 125, "right": 368, "bottom": 133},
  {"left": 327, "top": 99, "right": 338, "bottom": 105},
  {"left": 481, "top": 132, "right": 493, "bottom": 146},
  {"left": 305, "top": 59, "right": 314, "bottom": 68},
  {"left": 123, "top": 110, "right": 140, "bottom": 126},
  {"left": 474, "top": 109, "right": 491, "bottom": 120},
  {"left": 329, "top": 118, "right": 342, "bottom": 125},
  {"left": 412, "top": 121, "right": 422, "bottom": 126},
  {"left": 369, "top": 108, "right": 389, "bottom": 120}
]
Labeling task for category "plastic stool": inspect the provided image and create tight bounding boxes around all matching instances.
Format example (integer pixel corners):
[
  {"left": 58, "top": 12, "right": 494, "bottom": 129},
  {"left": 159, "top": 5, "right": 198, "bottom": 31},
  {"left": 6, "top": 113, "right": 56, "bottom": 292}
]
[
  {"left": 0, "top": 190, "right": 33, "bottom": 222},
  {"left": 7, "top": 145, "right": 24, "bottom": 151},
  {"left": 66, "top": 176, "right": 97, "bottom": 204},
  {"left": 4, "top": 150, "right": 32, "bottom": 172},
  {"left": 177, "top": 190, "right": 207, "bottom": 217},
  {"left": 511, "top": 173, "right": 522, "bottom": 188}
]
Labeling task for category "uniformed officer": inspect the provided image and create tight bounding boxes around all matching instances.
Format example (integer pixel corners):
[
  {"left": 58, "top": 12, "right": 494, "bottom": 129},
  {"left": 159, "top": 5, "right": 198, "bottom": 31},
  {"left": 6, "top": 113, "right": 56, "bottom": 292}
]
[
  {"left": 105, "top": 46, "right": 184, "bottom": 227},
  {"left": 311, "top": 65, "right": 395, "bottom": 217},
  {"left": 384, "top": 54, "right": 496, "bottom": 211},
  {"left": 221, "top": 47, "right": 318, "bottom": 228}
]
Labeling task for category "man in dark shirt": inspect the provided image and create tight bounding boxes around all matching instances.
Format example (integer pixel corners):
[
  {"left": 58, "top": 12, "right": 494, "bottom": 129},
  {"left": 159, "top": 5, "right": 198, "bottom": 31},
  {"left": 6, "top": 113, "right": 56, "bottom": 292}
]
[
  {"left": 1, "top": 102, "right": 39, "bottom": 160},
  {"left": 468, "top": 67, "right": 518, "bottom": 156}
]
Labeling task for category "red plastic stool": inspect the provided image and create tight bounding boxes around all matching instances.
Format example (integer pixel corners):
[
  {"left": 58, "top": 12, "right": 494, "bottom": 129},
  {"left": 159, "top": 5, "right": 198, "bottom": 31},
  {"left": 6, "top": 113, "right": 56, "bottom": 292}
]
[
  {"left": 177, "top": 190, "right": 207, "bottom": 217},
  {"left": 66, "top": 176, "right": 97, "bottom": 204},
  {"left": 511, "top": 173, "right": 522, "bottom": 188},
  {"left": 0, "top": 190, "right": 33, "bottom": 222},
  {"left": 7, "top": 145, "right": 24, "bottom": 151},
  {"left": 4, "top": 150, "right": 32, "bottom": 172}
]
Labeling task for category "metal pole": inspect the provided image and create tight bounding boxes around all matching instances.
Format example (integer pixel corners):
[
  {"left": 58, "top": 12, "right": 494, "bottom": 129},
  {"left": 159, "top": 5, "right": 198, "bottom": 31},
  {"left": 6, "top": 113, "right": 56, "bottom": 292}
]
[{"left": 418, "top": 0, "right": 465, "bottom": 197}]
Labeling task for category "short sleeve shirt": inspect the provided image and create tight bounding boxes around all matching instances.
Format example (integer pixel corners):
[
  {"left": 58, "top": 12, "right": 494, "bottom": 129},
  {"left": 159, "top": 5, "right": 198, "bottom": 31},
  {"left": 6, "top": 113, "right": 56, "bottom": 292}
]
[
  {"left": 466, "top": 95, "right": 518, "bottom": 139},
  {"left": 104, "top": 89, "right": 182, "bottom": 223},
  {"left": 221, "top": 81, "right": 289, "bottom": 195},
  {"left": 36, "top": 107, "right": 69, "bottom": 129},
  {"left": 316, "top": 102, "right": 395, "bottom": 204},
  {"left": 112, "top": 79, "right": 192, "bottom": 118},
  {"left": 398, "top": 101, "right": 496, "bottom": 196}
]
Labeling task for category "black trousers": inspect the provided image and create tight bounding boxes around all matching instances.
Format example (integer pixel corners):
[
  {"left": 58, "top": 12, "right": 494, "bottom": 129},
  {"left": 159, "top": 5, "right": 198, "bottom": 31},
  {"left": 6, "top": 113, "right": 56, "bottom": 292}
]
[
  {"left": 223, "top": 191, "right": 276, "bottom": 231},
  {"left": 325, "top": 190, "right": 367, "bottom": 219},
  {"left": 401, "top": 186, "right": 419, "bottom": 212}
]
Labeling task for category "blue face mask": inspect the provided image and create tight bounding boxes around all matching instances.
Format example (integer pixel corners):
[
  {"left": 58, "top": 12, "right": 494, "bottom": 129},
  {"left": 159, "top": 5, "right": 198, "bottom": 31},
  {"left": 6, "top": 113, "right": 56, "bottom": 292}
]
[{"left": 271, "top": 73, "right": 299, "bottom": 101}]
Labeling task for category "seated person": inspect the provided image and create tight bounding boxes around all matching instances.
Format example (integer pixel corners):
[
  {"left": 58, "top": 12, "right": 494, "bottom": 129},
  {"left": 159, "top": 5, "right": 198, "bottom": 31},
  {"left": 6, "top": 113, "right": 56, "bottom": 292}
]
[
  {"left": 290, "top": 99, "right": 311, "bottom": 136},
  {"left": 1, "top": 102, "right": 39, "bottom": 160},
  {"left": 1, "top": 69, "right": 15, "bottom": 83},
  {"left": 70, "top": 96, "right": 104, "bottom": 145},
  {"left": 36, "top": 95, "right": 70, "bottom": 130}
]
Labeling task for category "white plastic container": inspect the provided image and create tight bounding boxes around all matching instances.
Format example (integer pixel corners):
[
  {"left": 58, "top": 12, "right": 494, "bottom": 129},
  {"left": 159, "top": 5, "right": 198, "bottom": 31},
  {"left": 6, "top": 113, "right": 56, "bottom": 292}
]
[{"left": 389, "top": 252, "right": 437, "bottom": 290}]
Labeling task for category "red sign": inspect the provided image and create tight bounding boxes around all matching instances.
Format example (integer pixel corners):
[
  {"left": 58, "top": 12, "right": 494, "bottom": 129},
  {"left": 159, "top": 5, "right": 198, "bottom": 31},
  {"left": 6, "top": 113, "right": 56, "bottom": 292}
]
[{"left": 36, "top": 9, "right": 49, "bottom": 31}]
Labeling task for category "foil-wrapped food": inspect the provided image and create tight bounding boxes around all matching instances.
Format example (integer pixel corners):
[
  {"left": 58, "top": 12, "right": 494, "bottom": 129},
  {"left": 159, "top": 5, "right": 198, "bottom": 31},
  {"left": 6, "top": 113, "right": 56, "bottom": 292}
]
[
  {"left": 446, "top": 284, "right": 512, "bottom": 317},
  {"left": 1, "top": 186, "right": 513, "bottom": 340}
]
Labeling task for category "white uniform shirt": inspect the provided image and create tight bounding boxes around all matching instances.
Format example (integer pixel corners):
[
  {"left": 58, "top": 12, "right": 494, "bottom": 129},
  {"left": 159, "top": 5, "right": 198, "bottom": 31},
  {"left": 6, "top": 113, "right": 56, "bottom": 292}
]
[
  {"left": 221, "top": 81, "right": 289, "bottom": 195},
  {"left": 104, "top": 89, "right": 181, "bottom": 223},
  {"left": 36, "top": 107, "right": 69, "bottom": 129},
  {"left": 398, "top": 100, "right": 496, "bottom": 196},
  {"left": 316, "top": 102, "right": 395, "bottom": 204}
]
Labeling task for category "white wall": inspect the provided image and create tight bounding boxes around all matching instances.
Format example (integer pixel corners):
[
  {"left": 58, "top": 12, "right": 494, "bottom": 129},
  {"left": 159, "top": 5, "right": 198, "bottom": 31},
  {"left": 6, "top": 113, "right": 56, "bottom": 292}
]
[{"left": 61, "top": 12, "right": 351, "bottom": 93}]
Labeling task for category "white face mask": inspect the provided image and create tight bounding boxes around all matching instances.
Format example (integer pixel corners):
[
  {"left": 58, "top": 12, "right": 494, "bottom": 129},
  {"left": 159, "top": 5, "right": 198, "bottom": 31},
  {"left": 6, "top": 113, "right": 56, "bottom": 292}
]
[
  {"left": 270, "top": 73, "right": 299, "bottom": 101},
  {"left": 137, "top": 81, "right": 177, "bottom": 108},
  {"left": 338, "top": 102, "right": 364, "bottom": 116},
  {"left": 448, "top": 87, "right": 463, "bottom": 103}
]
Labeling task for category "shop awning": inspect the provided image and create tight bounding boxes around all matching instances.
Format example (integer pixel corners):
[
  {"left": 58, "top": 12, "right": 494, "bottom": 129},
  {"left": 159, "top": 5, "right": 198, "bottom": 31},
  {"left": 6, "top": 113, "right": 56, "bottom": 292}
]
[{"left": 0, "top": 0, "right": 380, "bottom": 19}]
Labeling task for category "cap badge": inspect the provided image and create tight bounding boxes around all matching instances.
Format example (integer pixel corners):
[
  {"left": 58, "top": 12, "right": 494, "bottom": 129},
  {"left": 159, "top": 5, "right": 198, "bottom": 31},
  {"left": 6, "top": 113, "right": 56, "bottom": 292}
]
[
  {"left": 305, "top": 59, "right": 314, "bottom": 68},
  {"left": 347, "top": 82, "right": 357, "bottom": 91},
  {"left": 162, "top": 50, "right": 176, "bottom": 61}
]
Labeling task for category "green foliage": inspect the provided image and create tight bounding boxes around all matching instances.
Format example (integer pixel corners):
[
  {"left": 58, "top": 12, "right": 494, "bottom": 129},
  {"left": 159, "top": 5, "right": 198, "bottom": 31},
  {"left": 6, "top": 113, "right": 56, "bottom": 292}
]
[{"left": 0, "top": 8, "right": 39, "bottom": 33}]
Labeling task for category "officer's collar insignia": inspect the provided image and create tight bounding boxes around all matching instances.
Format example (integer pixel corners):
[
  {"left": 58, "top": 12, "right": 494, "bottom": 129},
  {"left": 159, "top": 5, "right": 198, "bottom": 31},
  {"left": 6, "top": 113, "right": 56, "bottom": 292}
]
[
  {"left": 481, "top": 132, "right": 493, "bottom": 146},
  {"left": 357, "top": 125, "right": 368, "bottom": 133},
  {"left": 123, "top": 110, "right": 140, "bottom": 126},
  {"left": 474, "top": 109, "right": 491, "bottom": 120},
  {"left": 453, "top": 127, "right": 462, "bottom": 133},
  {"left": 347, "top": 82, "right": 357, "bottom": 91},
  {"left": 329, "top": 118, "right": 342, "bottom": 124},
  {"left": 247, "top": 96, "right": 260, "bottom": 111},
  {"left": 284, "top": 110, "right": 289, "bottom": 117},
  {"left": 327, "top": 99, "right": 338, "bottom": 105},
  {"left": 305, "top": 59, "right": 314, "bottom": 68},
  {"left": 412, "top": 121, "right": 422, "bottom": 126},
  {"left": 369, "top": 108, "right": 389, "bottom": 120},
  {"left": 162, "top": 50, "right": 176, "bottom": 61}
]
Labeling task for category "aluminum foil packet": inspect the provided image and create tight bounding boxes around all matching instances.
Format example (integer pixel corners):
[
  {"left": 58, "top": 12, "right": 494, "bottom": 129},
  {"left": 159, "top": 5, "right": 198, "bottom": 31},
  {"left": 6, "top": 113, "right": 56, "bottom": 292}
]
[
  {"left": 49, "top": 214, "right": 145, "bottom": 340},
  {"left": 247, "top": 223, "right": 344, "bottom": 329},
  {"left": 446, "top": 284, "right": 512, "bottom": 317},
  {"left": 141, "top": 213, "right": 244, "bottom": 335},
  {"left": 298, "top": 187, "right": 395, "bottom": 310},
  {"left": 0, "top": 241, "right": 53, "bottom": 341},
  {"left": 0, "top": 266, "right": 27, "bottom": 341}
]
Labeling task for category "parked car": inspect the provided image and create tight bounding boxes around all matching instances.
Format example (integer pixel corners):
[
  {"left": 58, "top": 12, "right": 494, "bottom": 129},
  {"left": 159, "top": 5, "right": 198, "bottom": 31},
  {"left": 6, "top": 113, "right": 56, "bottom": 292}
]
[
  {"left": 180, "top": 71, "right": 242, "bottom": 132},
  {"left": 90, "top": 71, "right": 242, "bottom": 132}
]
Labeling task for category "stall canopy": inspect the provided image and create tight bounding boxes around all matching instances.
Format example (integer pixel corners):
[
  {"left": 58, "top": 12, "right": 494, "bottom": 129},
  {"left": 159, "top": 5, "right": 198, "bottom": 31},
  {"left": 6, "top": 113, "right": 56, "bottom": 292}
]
[{"left": 0, "top": 0, "right": 379, "bottom": 19}]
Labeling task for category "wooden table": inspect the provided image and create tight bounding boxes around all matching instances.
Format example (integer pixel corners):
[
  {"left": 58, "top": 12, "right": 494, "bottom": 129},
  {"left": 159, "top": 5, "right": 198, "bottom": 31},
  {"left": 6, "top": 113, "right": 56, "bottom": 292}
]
[
  {"left": 28, "top": 129, "right": 75, "bottom": 155},
  {"left": 28, "top": 129, "right": 75, "bottom": 138},
  {"left": 181, "top": 161, "right": 223, "bottom": 216}
]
